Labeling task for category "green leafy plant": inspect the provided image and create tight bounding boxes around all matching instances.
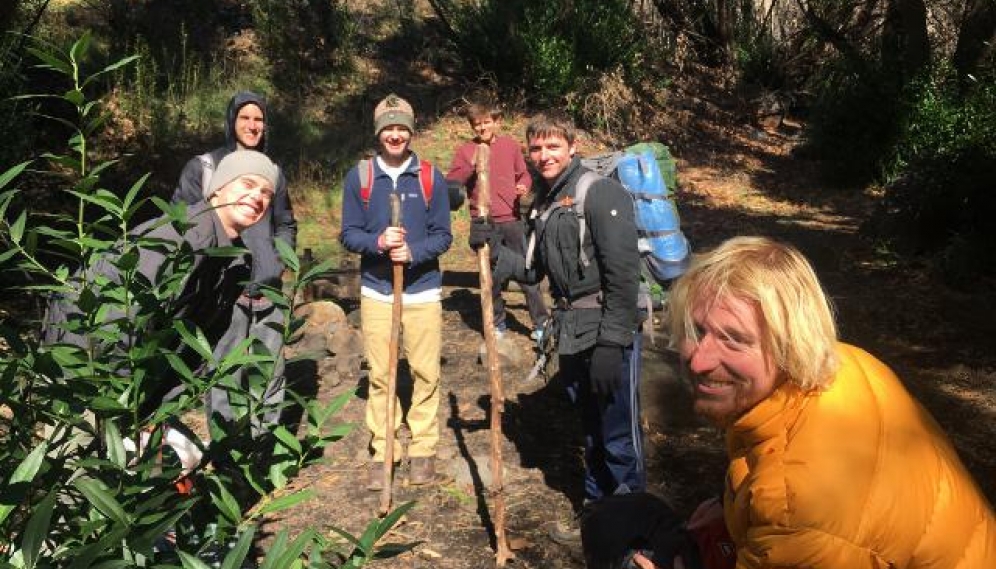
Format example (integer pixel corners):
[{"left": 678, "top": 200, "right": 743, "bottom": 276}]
[
  {"left": 0, "top": 33, "right": 410, "bottom": 568},
  {"left": 427, "top": 0, "right": 643, "bottom": 104},
  {"left": 868, "top": 66, "right": 996, "bottom": 282}
]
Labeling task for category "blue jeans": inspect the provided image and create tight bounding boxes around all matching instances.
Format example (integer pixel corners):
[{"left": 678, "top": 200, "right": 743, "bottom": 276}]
[{"left": 562, "top": 332, "right": 645, "bottom": 501}]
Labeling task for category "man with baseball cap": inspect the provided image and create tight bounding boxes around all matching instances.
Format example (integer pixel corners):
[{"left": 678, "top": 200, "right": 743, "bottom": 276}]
[
  {"left": 172, "top": 91, "right": 296, "bottom": 434},
  {"left": 340, "top": 93, "right": 452, "bottom": 489},
  {"left": 44, "top": 150, "right": 278, "bottom": 419}
]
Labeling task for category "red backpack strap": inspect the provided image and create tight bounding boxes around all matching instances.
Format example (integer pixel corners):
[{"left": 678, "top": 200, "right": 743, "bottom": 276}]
[
  {"left": 358, "top": 159, "right": 374, "bottom": 208},
  {"left": 418, "top": 159, "right": 434, "bottom": 207}
]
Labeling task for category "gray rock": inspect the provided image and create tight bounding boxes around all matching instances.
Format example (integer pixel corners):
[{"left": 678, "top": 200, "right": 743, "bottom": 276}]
[
  {"left": 329, "top": 327, "right": 364, "bottom": 357},
  {"left": 336, "top": 353, "right": 363, "bottom": 378},
  {"left": 293, "top": 330, "right": 330, "bottom": 357}
]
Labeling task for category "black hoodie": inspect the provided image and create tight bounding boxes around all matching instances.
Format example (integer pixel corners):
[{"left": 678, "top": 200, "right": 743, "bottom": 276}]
[{"left": 171, "top": 91, "right": 297, "bottom": 295}]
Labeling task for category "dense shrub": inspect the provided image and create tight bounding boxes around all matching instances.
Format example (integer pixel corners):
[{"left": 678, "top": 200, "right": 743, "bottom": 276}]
[
  {"left": 802, "top": 58, "right": 904, "bottom": 183},
  {"left": 428, "top": 0, "right": 643, "bottom": 104},
  {"left": 870, "top": 68, "right": 996, "bottom": 281},
  {"left": 252, "top": 0, "right": 356, "bottom": 93},
  {"left": 0, "top": 35, "right": 408, "bottom": 567}
]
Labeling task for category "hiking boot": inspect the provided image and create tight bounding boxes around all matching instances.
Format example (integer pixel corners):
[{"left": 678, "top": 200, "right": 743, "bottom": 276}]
[
  {"left": 547, "top": 518, "right": 582, "bottom": 546},
  {"left": 409, "top": 456, "right": 450, "bottom": 486}
]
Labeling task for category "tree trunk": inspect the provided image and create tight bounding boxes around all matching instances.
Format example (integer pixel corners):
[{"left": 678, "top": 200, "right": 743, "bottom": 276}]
[
  {"left": 881, "top": 0, "right": 930, "bottom": 83},
  {"left": 953, "top": 0, "right": 996, "bottom": 91}
]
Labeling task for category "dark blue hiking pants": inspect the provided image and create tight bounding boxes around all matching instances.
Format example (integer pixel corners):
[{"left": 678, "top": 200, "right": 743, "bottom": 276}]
[{"left": 562, "top": 332, "right": 646, "bottom": 502}]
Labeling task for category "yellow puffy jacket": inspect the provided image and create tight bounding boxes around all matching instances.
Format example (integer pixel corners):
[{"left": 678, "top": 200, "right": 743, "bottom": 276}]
[{"left": 725, "top": 343, "right": 996, "bottom": 568}]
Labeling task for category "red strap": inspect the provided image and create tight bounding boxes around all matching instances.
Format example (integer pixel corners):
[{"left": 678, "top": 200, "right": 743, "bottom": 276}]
[
  {"left": 419, "top": 159, "right": 434, "bottom": 204},
  {"left": 360, "top": 159, "right": 374, "bottom": 207}
]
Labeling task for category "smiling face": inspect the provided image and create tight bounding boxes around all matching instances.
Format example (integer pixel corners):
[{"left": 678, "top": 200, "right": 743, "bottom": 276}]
[
  {"left": 234, "top": 103, "right": 265, "bottom": 149},
  {"left": 527, "top": 134, "right": 576, "bottom": 184},
  {"left": 210, "top": 174, "right": 274, "bottom": 236},
  {"left": 680, "top": 294, "right": 782, "bottom": 428},
  {"left": 470, "top": 116, "right": 498, "bottom": 143},
  {"left": 377, "top": 125, "right": 413, "bottom": 166}
]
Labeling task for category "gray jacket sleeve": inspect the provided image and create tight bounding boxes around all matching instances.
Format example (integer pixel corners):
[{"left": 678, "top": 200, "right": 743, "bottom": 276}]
[
  {"left": 172, "top": 156, "right": 207, "bottom": 205},
  {"left": 271, "top": 168, "right": 297, "bottom": 248}
]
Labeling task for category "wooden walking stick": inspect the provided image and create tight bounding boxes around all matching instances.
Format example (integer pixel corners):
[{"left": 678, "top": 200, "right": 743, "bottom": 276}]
[
  {"left": 474, "top": 143, "right": 513, "bottom": 566},
  {"left": 380, "top": 193, "right": 404, "bottom": 516}
]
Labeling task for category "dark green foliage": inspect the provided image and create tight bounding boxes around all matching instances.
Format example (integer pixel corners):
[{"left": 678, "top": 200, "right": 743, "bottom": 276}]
[
  {"left": 101, "top": 0, "right": 230, "bottom": 87},
  {"left": 0, "top": 35, "right": 408, "bottom": 567},
  {"left": 735, "top": 27, "right": 788, "bottom": 91},
  {"left": 252, "top": 0, "right": 356, "bottom": 93},
  {"left": 428, "top": 0, "right": 643, "bottom": 103},
  {"left": 803, "top": 56, "right": 904, "bottom": 183},
  {"left": 0, "top": 0, "right": 50, "bottom": 169},
  {"left": 870, "top": 68, "right": 996, "bottom": 281}
]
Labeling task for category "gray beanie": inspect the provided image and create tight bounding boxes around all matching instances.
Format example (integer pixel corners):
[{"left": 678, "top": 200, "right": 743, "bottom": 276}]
[{"left": 205, "top": 150, "right": 279, "bottom": 200}]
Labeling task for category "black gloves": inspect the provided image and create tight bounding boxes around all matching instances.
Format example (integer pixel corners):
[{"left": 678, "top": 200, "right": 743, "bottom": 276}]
[
  {"left": 468, "top": 216, "right": 497, "bottom": 249},
  {"left": 468, "top": 216, "right": 501, "bottom": 262},
  {"left": 590, "top": 342, "right": 625, "bottom": 397}
]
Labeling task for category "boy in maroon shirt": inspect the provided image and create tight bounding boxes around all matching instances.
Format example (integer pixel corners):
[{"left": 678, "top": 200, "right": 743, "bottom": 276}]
[{"left": 446, "top": 103, "right": 548, "bottom": 339}]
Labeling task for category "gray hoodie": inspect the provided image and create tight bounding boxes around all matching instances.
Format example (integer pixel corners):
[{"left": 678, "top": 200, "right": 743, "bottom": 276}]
[{"left": 171, "top": 91, "right": 297, "bottom": 295}]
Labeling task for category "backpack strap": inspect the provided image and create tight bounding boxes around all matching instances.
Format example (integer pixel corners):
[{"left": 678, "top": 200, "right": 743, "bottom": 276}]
[
  {"left": 198, "top": 152, "right": 215, "bottom": 199},
  {"left": 572, "top": 171, "right": 603, "bottom": 269},
  {"left": 419, "top": 159, "right": 434, "bottom": 205},
  {"left": 358, "top": 159, "right": 374, "bottom": 208},
  {"left": 358, "top": 158, "right": 434, "bottom": 209},
  {"left": 525, "top": 171, "right": 602, "bottom": 270}
]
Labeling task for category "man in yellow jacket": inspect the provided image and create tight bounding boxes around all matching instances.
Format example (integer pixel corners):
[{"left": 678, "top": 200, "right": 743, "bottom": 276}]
[{"left": 658, "top": 236, "right": 996, "bottom": 569}]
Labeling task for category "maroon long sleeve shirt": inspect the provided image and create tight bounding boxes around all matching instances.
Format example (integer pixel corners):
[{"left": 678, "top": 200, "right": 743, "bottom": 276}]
[{"left": 446, "top": 135, "right": 532, "bottom": 223}]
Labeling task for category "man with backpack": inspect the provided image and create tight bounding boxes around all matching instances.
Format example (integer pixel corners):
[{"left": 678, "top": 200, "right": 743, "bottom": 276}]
[
  {"left": 470, "top": 112, "right": 645, "bottom": 539},
  {"left": 172, "top": 91, "right": 297, "bottom": 435},
  {"left": 340, "top": 93, "right": 452, "bottom": 489}
]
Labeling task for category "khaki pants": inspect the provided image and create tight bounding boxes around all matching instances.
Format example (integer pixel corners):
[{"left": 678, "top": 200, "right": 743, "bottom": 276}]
[{"left": 361, "top": 297, "right": 442, "bottom": 461}]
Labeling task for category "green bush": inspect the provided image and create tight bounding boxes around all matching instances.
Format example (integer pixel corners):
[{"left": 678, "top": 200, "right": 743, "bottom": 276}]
[
  {"left": 429, "top": 0, "right": 643, "bottom": 104},
  {"left": 0, "top": 34, "right": 409, "bottom": 567},
  {"left": 870, "top": 67, "right": 996, "bottom": 280},
  {"left": 252, "top": 0, "right": 356, "bottom": 94},
  {"left": 803, "top": 58, "right": 904, "bottom": 183}
]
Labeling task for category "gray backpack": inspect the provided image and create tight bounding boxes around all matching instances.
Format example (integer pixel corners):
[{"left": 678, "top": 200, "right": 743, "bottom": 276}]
[{"left": 198, "top": 152, "right": 215, "bottom": 197}]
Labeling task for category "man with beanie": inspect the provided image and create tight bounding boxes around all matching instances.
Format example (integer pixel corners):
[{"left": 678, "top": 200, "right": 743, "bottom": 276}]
[
  {"left": 469, "top": 112, "right": 645, "bottom": 542},
  {"left": 45, "top": 150, "right": 279, "bottom": 418},
  {"left": 340, "top": 93, "right": 452, "bottom": 489},
  {"left": 172, "top": 91, "right": 296, "bottom": 433}
]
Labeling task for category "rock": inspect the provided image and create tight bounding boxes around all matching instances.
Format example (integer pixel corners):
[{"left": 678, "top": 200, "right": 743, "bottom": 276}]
[
  {"left": 336, "top": 353, "right": 363, "bottom": 378},
  {"left": 329, "top": 327, "right": 364, "bottom": 357},
  {"left": 295, "top": 300, "right": 346, "bottom": 329},
  {"left": 293, "top": 331, "right": 330, "bottom": 357},
  {"left": 317, "top": 357, "right": 342, "bottom": 387},
  {"left": 304, "top": 278, "right": 340, "bottom": 302},
  {"left": 346, "top": 308, "right": 362, "bottom": 329}
]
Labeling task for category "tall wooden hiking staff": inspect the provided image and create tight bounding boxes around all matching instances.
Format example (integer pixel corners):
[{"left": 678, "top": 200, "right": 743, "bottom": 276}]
[
  {"left": 474, "top": 143, "right": 513, "bottom": 566},
  {"left": 380, "top": 193, "right": 403, "bottom": 516}
]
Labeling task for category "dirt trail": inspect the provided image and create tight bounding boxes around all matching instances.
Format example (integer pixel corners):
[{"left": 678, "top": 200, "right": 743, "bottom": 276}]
[{"left": 264, "top": 124, "right": 996, "bottom": 568}]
